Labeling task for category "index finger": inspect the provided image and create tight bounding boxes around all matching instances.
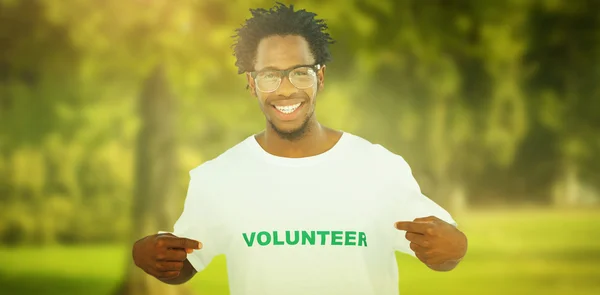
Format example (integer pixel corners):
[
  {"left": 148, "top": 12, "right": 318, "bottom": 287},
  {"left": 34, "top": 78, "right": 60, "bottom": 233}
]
[
  {"left": 414, "top": 216, "right": 438, "bottom": 223},
  {"left": 160, "top": 236, "right": 202, "bottom": 250},
  {"left": 394, "top": 221, "right": 431, "bottom": 234}
]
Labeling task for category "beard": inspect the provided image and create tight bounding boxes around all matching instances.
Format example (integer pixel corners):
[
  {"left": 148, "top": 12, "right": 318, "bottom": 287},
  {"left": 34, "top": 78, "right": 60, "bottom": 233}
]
[
  {"left": 269, "top": 111, "right": 313, "bottom": 142},
  {"left": 262, "top": 86, "right": 319, "bottom": 142}
]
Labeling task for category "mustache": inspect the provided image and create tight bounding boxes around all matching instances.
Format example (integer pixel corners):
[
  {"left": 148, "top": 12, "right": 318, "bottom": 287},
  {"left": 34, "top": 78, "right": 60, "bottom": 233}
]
[{"left": 265, "top": 91, "right": 309, "bottom": 104}]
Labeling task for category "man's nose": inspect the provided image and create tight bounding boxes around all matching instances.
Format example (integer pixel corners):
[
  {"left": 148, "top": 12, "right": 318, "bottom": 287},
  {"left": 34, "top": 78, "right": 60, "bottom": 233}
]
[{"left": 275, "top": 76, "right": 296, "bottom": 97}]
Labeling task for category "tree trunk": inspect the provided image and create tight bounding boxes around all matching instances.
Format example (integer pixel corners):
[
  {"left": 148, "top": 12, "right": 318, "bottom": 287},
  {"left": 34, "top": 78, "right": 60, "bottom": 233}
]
[
  {"left": 448, "top": 181, "right": 468, "bottom": 215},
  {"left": 564, "top": 161, "right": 579, "bottom": 206},
  {"left": 428, "top": 92, "right": 454, "bottom": 210},
  {"left": 113, "top": 65, "right": 195, "bottom": 295},
  {"left": 553, "top": 157, "right": 580, "bottom": 207}
]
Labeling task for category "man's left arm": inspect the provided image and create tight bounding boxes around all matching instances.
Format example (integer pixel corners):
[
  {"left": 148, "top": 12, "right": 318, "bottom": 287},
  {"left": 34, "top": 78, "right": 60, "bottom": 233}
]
[
  {"left": 380, "top": 149, "right": 468, "bottom": 271},
  {"left": 395, "top": 216, "right": 468, "bottom": 272}
]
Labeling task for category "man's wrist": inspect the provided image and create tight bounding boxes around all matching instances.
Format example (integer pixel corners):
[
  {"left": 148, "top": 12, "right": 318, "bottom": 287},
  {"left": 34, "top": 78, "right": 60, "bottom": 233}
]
[{"left": 427, "top": 257, "right": 463, "bottom": 271}]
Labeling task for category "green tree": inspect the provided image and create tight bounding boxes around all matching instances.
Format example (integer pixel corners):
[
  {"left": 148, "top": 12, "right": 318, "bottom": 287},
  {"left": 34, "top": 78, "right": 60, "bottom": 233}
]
[
  {"left": 524, "top": 0, "right": 600, "bottom": 206},
  {"left": 325, "top": 0, "right": 532, "bottom": 210},
  {"left": 36, "top": 0, "right": 275, "bottom": 293},
  {"left": 0, "top": 0, "right": 86, "bottom": 245}
]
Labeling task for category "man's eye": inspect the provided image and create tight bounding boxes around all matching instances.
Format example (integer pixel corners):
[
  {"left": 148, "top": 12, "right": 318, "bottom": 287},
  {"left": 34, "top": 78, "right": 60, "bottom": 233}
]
[{"left": 261, "top": 73, "right": 277, "bottom": 79}]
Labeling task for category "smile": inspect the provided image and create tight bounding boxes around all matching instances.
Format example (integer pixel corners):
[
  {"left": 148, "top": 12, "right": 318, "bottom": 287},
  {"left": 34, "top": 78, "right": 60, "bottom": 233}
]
[{"left": 274, "top": 103, "right": 302, "bottom": 114}]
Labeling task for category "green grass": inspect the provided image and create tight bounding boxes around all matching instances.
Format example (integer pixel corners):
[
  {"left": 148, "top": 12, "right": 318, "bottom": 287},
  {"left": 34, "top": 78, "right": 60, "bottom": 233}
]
[{"left": 1, "top": 208, "right": 599, "bottom": 295}]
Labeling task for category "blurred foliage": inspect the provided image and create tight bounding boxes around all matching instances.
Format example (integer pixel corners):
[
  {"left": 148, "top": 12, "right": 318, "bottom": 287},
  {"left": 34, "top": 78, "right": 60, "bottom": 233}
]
[{"left": 0, "top": 0, "right": 599, "bottom": 246}]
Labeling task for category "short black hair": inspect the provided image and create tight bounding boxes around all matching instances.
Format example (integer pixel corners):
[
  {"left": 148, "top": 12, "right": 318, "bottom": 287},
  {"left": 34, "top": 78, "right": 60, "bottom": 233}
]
[{"left": 232, "top": 2, "right": 335, "bottom": 74}]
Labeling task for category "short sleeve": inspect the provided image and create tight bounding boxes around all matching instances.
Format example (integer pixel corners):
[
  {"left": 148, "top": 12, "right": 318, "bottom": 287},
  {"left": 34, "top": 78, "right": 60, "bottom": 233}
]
[
  {"left": 389, "top": 155, "right": 457, "bottom": 257},
  {"left": 169, "top": 170, "right": 224, "bottom": 272}
]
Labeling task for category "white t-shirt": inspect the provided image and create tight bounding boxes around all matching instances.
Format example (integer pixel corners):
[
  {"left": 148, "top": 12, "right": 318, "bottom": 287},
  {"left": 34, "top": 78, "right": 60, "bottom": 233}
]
[{"left": 171, "top": 132, "right": 456, "bottom": 295}]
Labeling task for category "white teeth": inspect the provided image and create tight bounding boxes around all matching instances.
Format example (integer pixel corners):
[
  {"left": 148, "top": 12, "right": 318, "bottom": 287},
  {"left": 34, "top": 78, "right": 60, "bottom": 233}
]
[{"left": 275, "top": 103, "right": 302, "bottom": 114}]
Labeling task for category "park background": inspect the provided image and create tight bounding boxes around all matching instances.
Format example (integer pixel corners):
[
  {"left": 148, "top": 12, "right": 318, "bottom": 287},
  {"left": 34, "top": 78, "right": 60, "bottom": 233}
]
[{"left": 1, "top": 0, "right": 599, "bottom": 294}]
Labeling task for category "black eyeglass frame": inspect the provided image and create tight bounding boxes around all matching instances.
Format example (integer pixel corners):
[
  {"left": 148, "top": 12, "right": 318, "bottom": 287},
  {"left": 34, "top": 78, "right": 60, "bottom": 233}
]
[{"left": 249, "top": 64, "right": 321, "bottom": 92}]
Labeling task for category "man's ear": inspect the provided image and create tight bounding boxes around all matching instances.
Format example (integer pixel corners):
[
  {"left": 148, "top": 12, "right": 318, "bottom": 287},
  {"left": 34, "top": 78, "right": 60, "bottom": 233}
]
[
  {"left": 246, "top": 73, "right": 257, "bottom": 97},
  {"left": 317, "top": 65, "right": 326, "bottom": 92}
]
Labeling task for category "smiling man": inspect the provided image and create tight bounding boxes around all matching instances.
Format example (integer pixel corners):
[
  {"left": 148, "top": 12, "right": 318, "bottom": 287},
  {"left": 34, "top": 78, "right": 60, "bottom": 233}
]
[{"left": 132, "top": 3, "right": 468, "bottom": 295}]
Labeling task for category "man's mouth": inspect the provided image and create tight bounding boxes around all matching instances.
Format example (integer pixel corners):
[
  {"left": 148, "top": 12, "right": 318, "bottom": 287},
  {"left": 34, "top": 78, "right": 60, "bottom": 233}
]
[{"left": 274, "top": 102, "right": 302, "bottom": 114}]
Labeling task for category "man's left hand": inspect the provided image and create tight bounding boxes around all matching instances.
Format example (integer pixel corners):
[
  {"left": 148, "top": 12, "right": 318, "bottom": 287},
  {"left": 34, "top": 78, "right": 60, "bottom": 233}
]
[{"left": 394, "top": 216, "right": 467, "bottom": 268}]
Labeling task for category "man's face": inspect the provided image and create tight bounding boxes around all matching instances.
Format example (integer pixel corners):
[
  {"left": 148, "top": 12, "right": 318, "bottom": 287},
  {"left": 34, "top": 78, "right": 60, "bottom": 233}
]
[{"left": 247, "top": 35, "right": 325, "bottom": 140}]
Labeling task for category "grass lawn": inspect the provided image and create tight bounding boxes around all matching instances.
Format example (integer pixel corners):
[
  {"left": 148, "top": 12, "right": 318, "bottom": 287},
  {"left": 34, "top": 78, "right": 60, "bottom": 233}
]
[{"left": 1, "top": 208, "right": 599, "bottom": 295}]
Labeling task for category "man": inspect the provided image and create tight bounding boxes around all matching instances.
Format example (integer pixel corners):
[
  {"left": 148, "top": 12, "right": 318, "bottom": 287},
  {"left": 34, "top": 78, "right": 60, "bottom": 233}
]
[{"left": 132, "top": 3, "right": 468, "bottom": 295}]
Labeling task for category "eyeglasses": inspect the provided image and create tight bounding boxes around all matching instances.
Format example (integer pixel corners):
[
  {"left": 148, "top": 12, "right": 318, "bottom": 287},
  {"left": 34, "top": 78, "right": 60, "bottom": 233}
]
[{"left": 250, "top": 64, "right": 321, "bottom": 93}]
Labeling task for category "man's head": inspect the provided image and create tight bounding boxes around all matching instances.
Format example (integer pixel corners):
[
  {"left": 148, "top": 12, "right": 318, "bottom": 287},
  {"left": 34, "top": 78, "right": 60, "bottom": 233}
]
[{"left": 232, "top": 3, "right": 335, "bottom": 140}]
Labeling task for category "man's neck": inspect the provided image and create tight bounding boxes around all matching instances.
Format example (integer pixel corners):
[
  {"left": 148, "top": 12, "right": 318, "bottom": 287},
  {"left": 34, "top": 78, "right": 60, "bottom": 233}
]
[{"left": 256, "top": 120, "right": 341, "bottom": 158}]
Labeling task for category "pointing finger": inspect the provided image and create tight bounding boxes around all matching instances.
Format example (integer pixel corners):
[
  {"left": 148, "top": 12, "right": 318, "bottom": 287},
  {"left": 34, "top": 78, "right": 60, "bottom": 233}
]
[
  {"left": 161, "top": 236, "right": 202, "bottom": 250},
  {"left": 414, "top": 216, "right": 438, "bottom": 223},
  {"left": 395, "top": 221, "right": 431, "bottom": 234}
]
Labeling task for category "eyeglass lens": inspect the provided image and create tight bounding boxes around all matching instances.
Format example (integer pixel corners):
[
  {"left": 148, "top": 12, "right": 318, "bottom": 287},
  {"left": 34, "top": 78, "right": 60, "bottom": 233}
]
[{"left": 255, "top": 66, "right": 317, "bottom": 92}]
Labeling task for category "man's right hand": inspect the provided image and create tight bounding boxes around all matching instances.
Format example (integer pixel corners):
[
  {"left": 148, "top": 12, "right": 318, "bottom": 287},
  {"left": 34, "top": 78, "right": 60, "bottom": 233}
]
[{"left": 132, "top": 233, "right": 202, "bottom": 281}]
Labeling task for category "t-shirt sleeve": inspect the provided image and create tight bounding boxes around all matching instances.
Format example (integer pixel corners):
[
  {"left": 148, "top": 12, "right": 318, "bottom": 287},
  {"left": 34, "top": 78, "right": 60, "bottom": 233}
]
[
  {"left": 388, "top": 155, "right": 457, "bottom": 257},
  {"left": 168, "top": 169, "right": 224, "bottom": 272}
]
